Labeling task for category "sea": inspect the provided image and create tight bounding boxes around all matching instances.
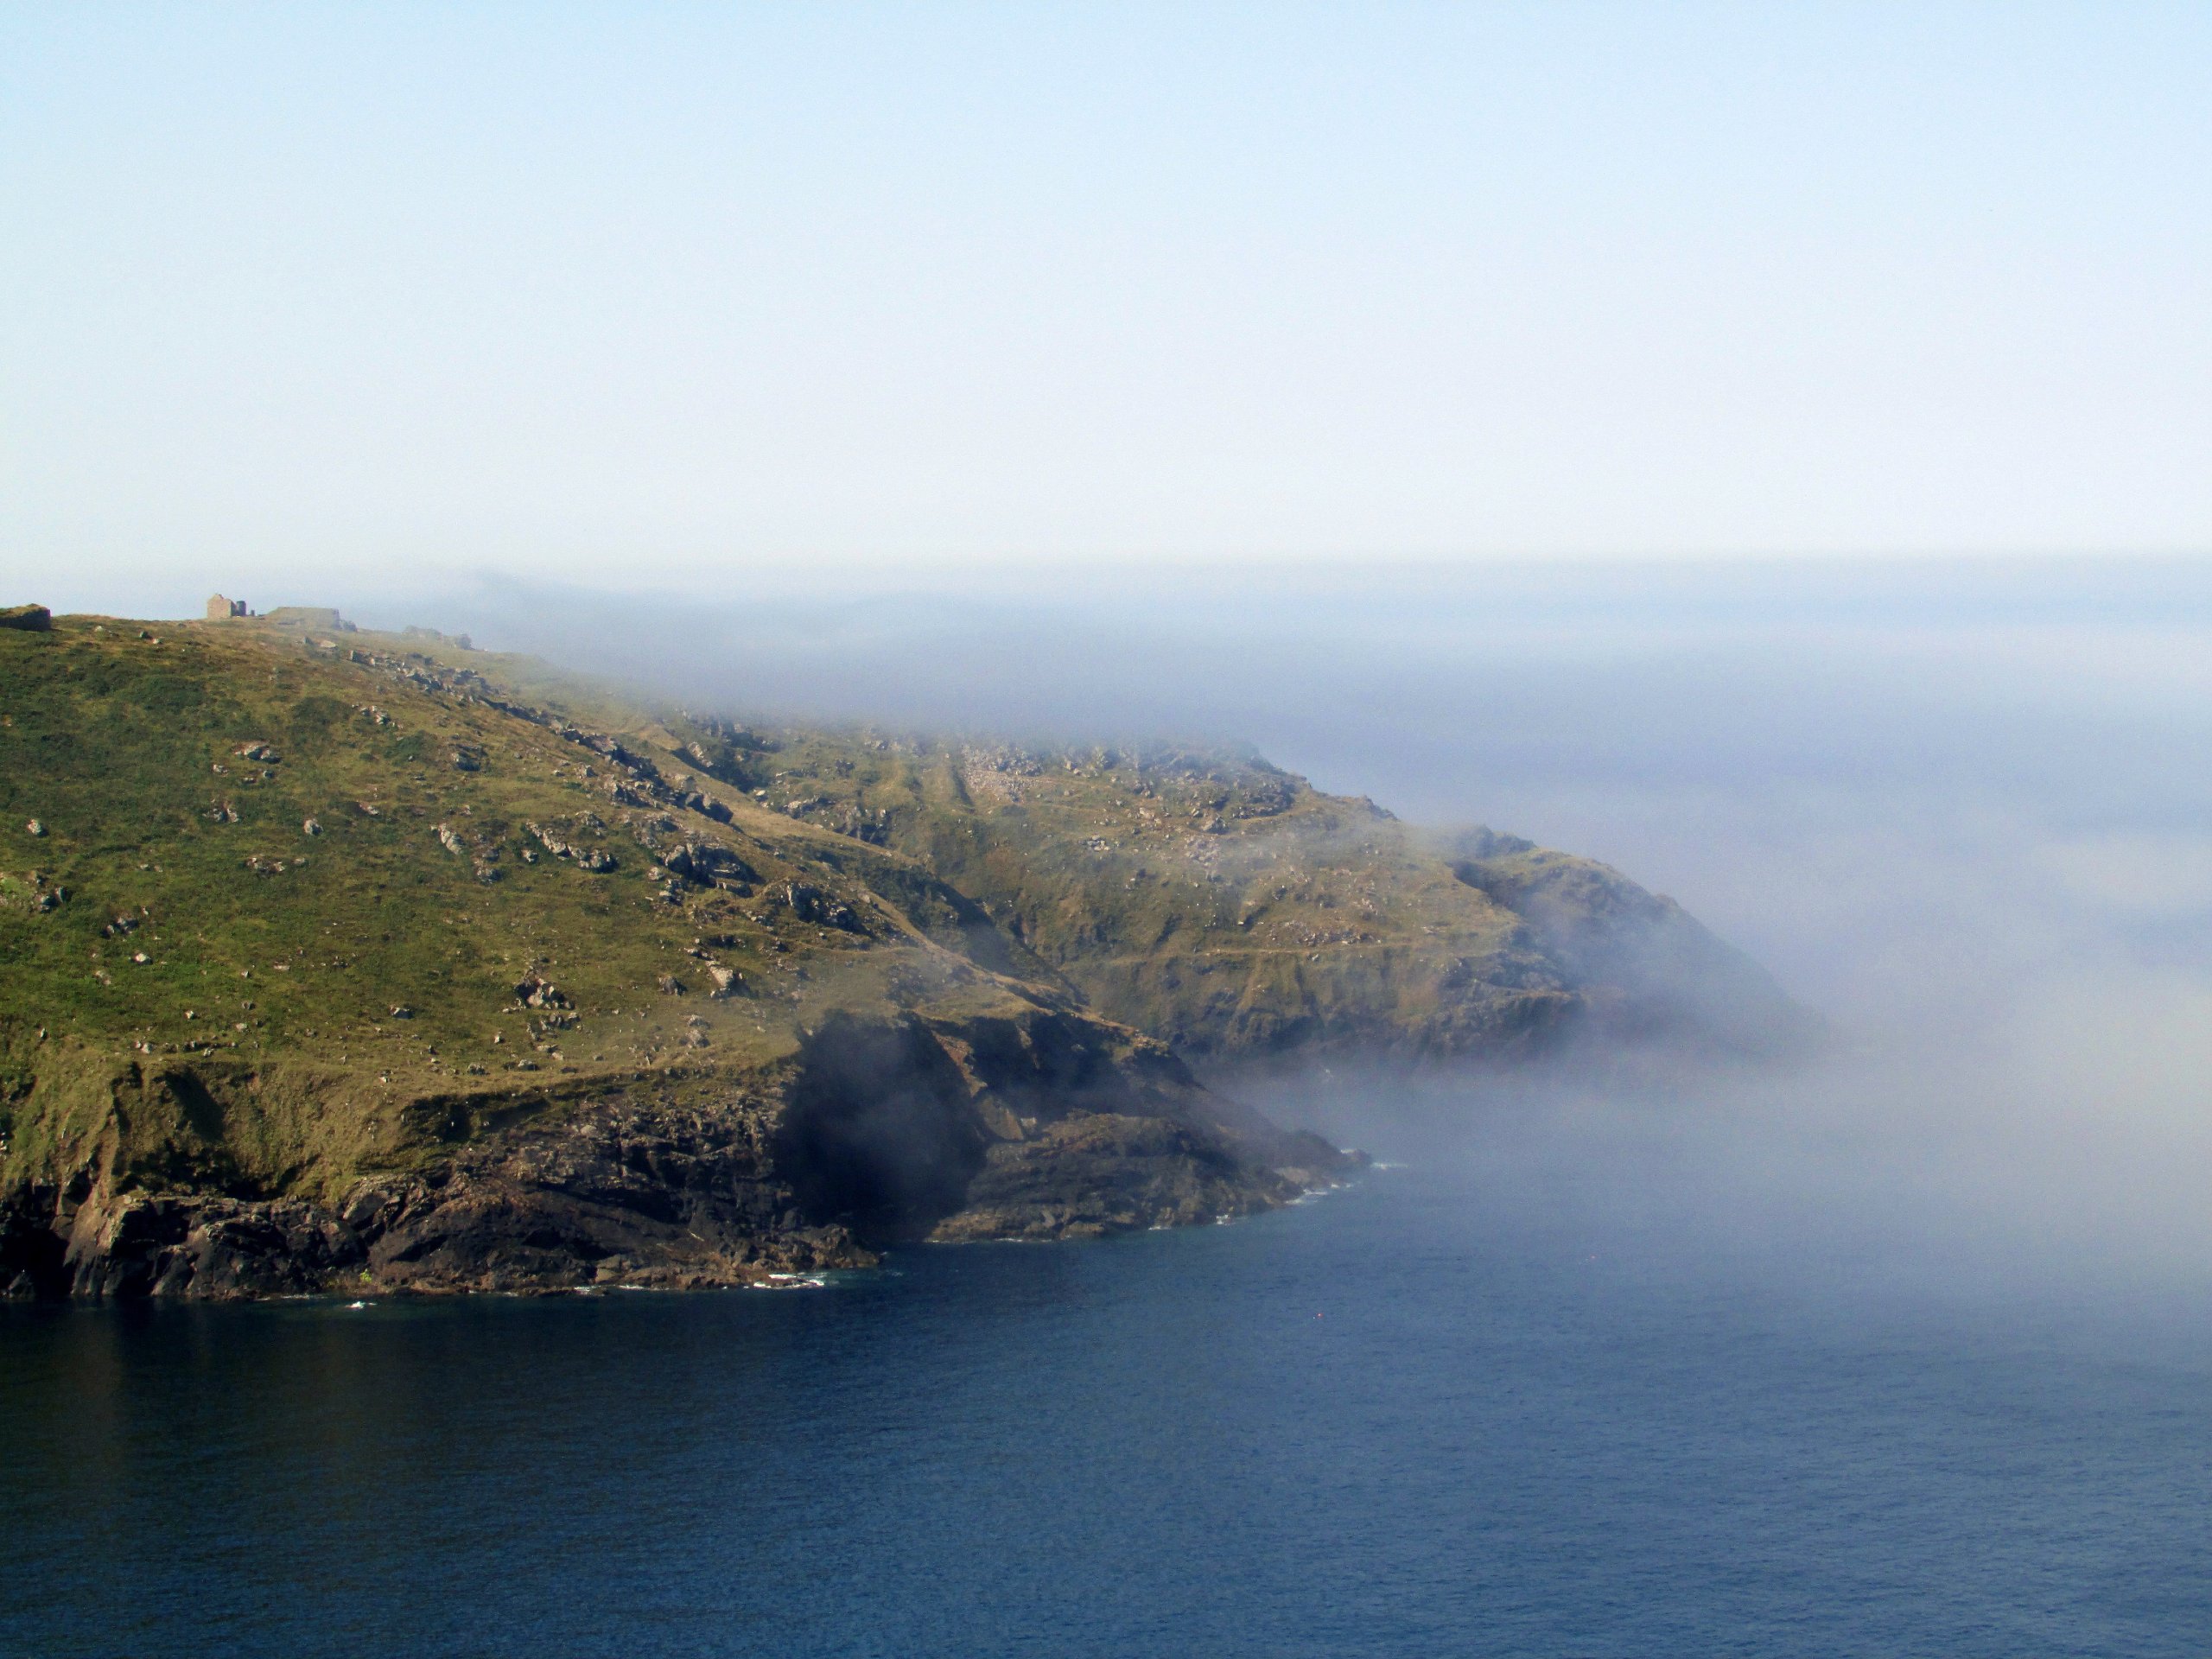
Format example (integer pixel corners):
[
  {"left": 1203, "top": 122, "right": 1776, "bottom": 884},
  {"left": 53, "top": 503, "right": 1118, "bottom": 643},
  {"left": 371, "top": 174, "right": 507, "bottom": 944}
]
[{"left": 5, "top": 1155, "right": 2209, "bottom": 1659}]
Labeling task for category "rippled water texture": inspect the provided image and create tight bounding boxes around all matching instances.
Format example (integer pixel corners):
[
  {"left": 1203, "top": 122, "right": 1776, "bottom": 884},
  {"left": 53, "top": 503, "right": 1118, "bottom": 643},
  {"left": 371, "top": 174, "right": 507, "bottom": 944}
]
[{"left": 5, "top": 1166, "right": 2210, "bottom": 1657}]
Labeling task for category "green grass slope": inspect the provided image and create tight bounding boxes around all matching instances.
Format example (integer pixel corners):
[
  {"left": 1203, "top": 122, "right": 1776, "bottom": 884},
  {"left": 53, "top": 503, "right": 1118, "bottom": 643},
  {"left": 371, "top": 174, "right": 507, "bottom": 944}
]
[{"left": 0, "top": 615, "right": 954, "bottom": 1102}]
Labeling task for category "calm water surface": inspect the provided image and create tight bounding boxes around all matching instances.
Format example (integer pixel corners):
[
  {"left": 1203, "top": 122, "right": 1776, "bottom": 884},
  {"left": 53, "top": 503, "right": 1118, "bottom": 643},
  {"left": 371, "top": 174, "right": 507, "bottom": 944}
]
[{"left": 4, "top": 1166, "right": 2209, "bottom": 1658}]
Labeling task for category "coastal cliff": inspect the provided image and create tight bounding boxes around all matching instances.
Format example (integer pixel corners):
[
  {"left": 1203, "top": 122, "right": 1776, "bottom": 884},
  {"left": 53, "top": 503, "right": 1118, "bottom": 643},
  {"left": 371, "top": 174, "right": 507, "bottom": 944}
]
[
  {"left": 0, "top": 604, "right": 1796, "bottom": 1297},
  {"left": 1, "top": 1003, "right": 1341, "bottom": 1299}
]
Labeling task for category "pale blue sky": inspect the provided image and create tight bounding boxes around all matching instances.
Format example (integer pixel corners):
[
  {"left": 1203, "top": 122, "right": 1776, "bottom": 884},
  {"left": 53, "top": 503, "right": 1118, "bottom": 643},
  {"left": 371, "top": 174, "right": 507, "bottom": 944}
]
[{"left": 3, "top": 3, "right": 2206, "bottom": 608}]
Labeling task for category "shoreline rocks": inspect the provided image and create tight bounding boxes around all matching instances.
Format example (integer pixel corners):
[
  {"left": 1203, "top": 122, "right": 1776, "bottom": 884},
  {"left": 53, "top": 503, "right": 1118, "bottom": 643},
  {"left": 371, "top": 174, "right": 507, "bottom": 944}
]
[{"left": 0, "top": 1009, "right": 1357, "bottom": 1302}]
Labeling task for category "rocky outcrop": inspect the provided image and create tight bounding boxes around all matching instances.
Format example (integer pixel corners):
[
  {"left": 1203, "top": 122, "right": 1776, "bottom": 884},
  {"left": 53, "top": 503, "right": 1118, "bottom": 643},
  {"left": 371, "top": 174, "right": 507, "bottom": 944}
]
[
  {"left": 67, "top": 1193, "right": 363, "bottom": 1299},
  {"left": 935, "top": 1115, "right": 1322, "bottom": 1242},
  {"left": 1445, "top": 830, "right": 1820, "bottom": 1059},
  {"left": 776, "top": 1008, "right": 1350, "bottom": 1246},
  {"left": 0, "top": 1185, "right": 360, "bottom": 1300},
  {"left": 336, "top": 1082, "right": 869, "bottom": 1294},
  {"left": 0, "top": 1007, "right": 1357, "bottom": 1300}
]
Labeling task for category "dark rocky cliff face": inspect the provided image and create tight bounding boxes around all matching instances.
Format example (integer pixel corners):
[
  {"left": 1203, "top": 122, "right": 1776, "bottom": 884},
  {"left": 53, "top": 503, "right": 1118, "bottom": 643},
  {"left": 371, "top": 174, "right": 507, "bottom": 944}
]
[{"left": 0, "top": 1007, "right": 1354, "bottom": 1300}]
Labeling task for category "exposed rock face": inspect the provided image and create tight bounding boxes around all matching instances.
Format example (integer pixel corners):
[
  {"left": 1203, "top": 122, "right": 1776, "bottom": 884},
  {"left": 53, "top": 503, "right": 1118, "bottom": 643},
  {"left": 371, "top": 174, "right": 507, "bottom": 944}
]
[
  {"left": 939, "top": 1116, "right": 1313, "bottom": 1243},
  {"left": 0, "top": 1009, "right": 1355, "bottom": 1300},
  {"left": 777, "top": 1010, "right": 1347, "bottom": 1245},
  {"left": 336, "top": 1085, "right": 868, "bottom": 1294},
  {"left": 0, "top": 1185, "right": 364, "bottom": 1300},
  {"left": 64, "top": 1193, "right": 364, "bottom": 1299}
]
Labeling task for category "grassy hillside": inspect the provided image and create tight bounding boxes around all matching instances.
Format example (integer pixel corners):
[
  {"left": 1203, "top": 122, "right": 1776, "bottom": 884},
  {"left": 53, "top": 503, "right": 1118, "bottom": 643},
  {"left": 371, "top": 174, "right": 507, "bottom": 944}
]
[
  {"left": 264, "top": 618, "right": 1803, "bottom": 1070},
  {"left": 0, "top": 613, "right": 1065, "bottom": 1100}
]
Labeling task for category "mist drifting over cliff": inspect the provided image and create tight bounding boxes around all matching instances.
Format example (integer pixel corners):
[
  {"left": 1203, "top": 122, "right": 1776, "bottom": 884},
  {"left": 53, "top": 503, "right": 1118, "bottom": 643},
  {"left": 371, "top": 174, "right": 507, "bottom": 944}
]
[{"left": 376, "top": 556, "right": 2212, "bottom": 1293}]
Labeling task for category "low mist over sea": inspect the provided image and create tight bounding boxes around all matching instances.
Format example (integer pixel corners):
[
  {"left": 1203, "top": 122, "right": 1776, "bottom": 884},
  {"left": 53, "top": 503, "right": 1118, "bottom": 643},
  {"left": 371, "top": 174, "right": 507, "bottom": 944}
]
[{"left": 397, "top": 556, "right": 2212, "bottom": 1287}]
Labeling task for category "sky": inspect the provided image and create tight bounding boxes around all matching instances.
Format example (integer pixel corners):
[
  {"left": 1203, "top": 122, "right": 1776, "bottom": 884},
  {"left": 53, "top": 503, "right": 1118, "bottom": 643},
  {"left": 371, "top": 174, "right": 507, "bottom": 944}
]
[{"left": 3, "top": 3, "right": 2209, "bottom": 612}]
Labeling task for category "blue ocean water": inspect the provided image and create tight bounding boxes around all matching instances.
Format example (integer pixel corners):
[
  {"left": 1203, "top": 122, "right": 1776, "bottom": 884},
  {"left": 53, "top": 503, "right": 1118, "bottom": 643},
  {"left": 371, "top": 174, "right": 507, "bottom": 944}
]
[{"left": 4, "top": 1166, "right": 2209, "bottom": 1658}]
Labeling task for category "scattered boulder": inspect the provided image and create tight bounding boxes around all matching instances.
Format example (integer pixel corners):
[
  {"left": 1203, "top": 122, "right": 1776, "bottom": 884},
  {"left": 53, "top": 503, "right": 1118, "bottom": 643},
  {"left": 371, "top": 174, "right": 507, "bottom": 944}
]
[
  {"left": 302, "top": 817, "right": 322, "bottom": 836},
  {"left": 657, "top": 974, "right": 687, "bottom": 995},
  {"left": 661, "top": 841, "right": 760, "bottom": 891},
  {"left": 677, "top": 790, "right": 733, "bottom": 823},
  {"left": 24, "top": 819, "right": 43, "bottom": 837},
  {"left": 783, "top": 881, "right": 860, "bottom": 931},
  {"left": 512, "top": 976, "right": 571, "bottom": 1010},
  {"left": 530, "top": 822, "right": 617, "bottom": 872}
]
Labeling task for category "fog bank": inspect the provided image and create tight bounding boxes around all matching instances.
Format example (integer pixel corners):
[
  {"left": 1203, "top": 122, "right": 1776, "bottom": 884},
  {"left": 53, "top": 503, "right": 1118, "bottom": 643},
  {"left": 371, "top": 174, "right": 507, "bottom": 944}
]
[{"left": 373, "top": 557, "right": 2212, "bottom": 1289}]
